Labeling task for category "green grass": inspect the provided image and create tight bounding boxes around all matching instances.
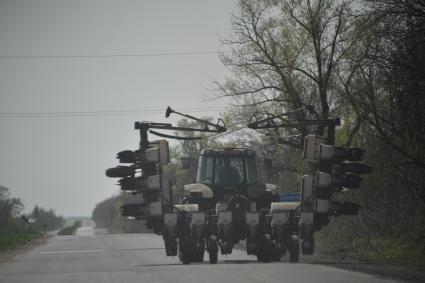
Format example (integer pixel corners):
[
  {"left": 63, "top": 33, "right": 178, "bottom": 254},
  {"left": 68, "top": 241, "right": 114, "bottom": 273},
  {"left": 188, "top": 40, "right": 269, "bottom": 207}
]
[
  {"left": 57, "top": 220, "right": 82, "bottom": 235},
  {"left": 365, "top": 238, "right": 425, "bottom": 267},
  {"left": 316, "top": 232, "right": 425, "bottom": 267},
  {"left": 0, "top": 232, "right": 42, "bottom": 252},
  {"left": 57, "top": 226, "right": 76, "bottom": 235}
]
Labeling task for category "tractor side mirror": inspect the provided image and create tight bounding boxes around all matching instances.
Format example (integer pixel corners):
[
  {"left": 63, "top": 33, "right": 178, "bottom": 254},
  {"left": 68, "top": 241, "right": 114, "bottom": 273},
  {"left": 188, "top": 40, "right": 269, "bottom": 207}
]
[{"left": 263, "top": 159, "right": 273, "bottom": 171}]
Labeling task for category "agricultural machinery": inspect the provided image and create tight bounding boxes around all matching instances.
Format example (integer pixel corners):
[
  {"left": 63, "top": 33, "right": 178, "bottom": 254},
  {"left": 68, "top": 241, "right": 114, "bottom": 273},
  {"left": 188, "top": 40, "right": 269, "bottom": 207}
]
[{"left": 105, "top": 106, "right": 371, "bottom": 264}]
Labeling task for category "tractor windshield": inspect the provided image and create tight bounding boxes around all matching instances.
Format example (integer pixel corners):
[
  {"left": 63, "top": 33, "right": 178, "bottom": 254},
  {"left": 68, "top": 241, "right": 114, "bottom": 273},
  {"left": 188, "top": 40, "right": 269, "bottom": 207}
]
[{"left": 196, "top": 154, "right": 260, "bottom": 186}]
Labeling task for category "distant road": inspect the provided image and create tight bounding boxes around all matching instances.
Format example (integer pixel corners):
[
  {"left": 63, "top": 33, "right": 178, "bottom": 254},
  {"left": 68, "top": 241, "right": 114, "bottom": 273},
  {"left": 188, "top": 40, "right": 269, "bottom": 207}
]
[{"left": 0, "top": 223, "right": 398, "bottom": 283}]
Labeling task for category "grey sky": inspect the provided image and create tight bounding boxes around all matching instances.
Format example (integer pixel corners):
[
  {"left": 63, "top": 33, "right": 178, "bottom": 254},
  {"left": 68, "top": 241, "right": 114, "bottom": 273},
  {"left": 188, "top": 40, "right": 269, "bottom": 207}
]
[{"left": 0, "top": 0, "right": 236, "bottom": 216}]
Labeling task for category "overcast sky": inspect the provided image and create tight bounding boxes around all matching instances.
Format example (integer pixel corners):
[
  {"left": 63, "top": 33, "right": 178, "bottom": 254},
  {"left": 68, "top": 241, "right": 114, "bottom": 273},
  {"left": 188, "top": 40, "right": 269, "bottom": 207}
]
[{"left": 0, "top": 0, "right": 237, "bottom": 216}]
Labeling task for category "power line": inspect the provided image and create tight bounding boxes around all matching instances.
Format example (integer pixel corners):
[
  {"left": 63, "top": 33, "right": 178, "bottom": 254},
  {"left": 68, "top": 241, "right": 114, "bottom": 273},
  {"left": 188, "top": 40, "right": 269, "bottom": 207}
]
[
  {"left": 0, "top": 107, "right": 225, "bottom": 118},
  {"left": 0, "top": 113, "right": 160, "bottom": 118},
  {"left": 0, "top": 51, "right": 219, "bottom": 59},
  {"left": 0, "top": 106, "right": 223, "bottom": 115}
]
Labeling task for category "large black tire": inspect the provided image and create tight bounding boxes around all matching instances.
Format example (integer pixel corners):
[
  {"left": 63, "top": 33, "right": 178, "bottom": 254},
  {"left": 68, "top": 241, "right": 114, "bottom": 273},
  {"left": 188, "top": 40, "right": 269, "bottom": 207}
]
[
  {"left": 209, "top": 249, "right": 218, "bottom": 264},
  {"left": 271, "top": 243, "right": 282, "bottom": 262},
  {"left": 207, "top": 237, "right": 218, "bottom": 264},
  {"left": 257, "top": 235, "right": 273, "bottom": 263},
  {"left": 219, "top": 239, "right": 233, "bottom": 255},
  {"left": 301, "top": 238, "right": 315, "bottom": 255},
  {"left": 289, "top": 235, "right": 300, "bottom": 263},
  {"left": 256, "top": 253, "right": 264, "bottom": 262},
  {"left": 194, "top": 240, "right": 205, "bottom": 262},
  {"left": 179, "top": 250, "right": 191, "bottom": 264},
  {"left": 178, "top": 238, "right": 192, "bottom": 264},
  {"left": 164, "top": 238, "right": 178, "bottom": 256},
  {"left": 246, "top": 239, "right": 256, "bottom": 255}
]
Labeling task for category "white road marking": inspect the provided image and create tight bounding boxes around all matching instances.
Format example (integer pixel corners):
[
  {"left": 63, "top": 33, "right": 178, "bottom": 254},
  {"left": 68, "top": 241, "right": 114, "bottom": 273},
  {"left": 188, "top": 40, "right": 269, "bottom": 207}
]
[{"left": 36, "top": 249, "right": 106, "bottom": 254}]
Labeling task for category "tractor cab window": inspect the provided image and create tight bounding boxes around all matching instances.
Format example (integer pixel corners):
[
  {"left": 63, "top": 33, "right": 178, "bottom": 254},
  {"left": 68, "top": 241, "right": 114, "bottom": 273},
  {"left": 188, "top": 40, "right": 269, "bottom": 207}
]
[
  {"left": 196, "top": 153, "right": 261, "bottom": 186},
  {"left": 214, "top": 157, "right": 243, "bottom": 187},
  {"left": 196, "top": 156, "right": 214, "bottom": 185},
  {"left": 245, "top": 155, "right": 260, "bottom": 184}
]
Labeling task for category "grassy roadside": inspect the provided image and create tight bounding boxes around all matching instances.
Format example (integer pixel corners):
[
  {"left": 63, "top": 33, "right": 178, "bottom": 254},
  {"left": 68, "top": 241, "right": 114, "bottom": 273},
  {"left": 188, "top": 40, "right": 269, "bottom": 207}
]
[
  {"left": 0, "top": 232, "right": 43, "bottom": 253},
  {"left": 309, "top": 236, "right": 425, "bottom": 283},
  {"left": 315, "top": 221, "right": 425, "bottom": 268},
  {"left": 355, "top": 238, "right": 425, "bottom": 267},
  {"left": 315, "top": 236, "right": 425, "bottom": 267},
  {"left": 58, "top": 220, "right": 82, "bottom": 235}
]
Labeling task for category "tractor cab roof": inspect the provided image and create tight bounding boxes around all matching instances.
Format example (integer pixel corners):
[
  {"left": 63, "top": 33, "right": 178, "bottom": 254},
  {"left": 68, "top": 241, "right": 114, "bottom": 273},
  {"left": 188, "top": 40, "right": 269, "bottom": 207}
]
[{"left": 200, "top": 148, "right": 256, "bottom": 156}]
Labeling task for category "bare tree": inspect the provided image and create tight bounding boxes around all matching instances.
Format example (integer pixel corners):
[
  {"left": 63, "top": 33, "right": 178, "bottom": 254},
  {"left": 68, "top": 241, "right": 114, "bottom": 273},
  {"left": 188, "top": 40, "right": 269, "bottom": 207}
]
[
  {"left": 335, "top": 0, "right": 425, "bottom": 245},
  {"left": 339, "top": 0, "right": 425, "bottom": 168},
  {"left": 216, "top": 0, "right": 366, "bottom": 145}
]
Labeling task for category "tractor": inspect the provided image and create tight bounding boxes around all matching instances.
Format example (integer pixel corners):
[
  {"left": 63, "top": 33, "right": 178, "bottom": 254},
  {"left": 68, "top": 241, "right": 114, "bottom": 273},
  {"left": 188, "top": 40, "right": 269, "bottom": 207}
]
[{"left": 162, "top": 148, "right": 301, "bottom": 264}]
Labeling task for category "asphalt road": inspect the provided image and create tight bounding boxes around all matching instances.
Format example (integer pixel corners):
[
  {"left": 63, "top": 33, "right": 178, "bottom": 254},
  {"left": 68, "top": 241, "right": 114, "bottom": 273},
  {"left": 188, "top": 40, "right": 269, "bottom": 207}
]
[{"left": 0, "top": 223, "right": 400, "bottom": 283}]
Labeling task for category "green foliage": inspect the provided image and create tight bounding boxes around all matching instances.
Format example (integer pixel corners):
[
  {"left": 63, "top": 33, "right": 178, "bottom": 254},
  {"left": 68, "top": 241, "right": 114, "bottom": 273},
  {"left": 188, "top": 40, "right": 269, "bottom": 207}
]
[
  {"left": 366, "top": 238, "right": 425, "bottom": 267},
  {"left": 0, "top": 186, "right": 24, "bottom": 234},
  {"left": 92, "top": 195, "right": 121, "bottom": 229},
  {"left": 0, "top": 232, "right": 42, "bottom": 252},
  {"left": 317, "top": 227, "right": 425, "bottom": 267},
  {"left": 57, "top": 227, "right": 75, "bottom": 235},
  {"left": 30, "top": 206, "right": 64, "bottom": 232},
  {"left": 216, "top": 0, "right": 425, "bottom": 267},
  {"left": 314, "top": 132, "right": 425, "bottom": 265},
  {"left": 0, "top": 186, "right": 63, "bottom": 253},
  {"left": 0, "top": 186, "right": 63, "bottom": 235},
  {"left": 91, "top": 194, "right": 150, "bottom": 233},
  {"left": 57, "top": 220, "right": 82, "bottom": 235},
  {"left": 95, "top": 1, "right": 425, "bottom": 267}
]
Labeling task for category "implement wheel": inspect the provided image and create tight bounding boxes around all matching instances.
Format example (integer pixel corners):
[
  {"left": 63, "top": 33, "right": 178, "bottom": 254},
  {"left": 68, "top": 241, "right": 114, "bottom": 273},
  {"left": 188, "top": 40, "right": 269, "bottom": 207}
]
[
  {"left": 209, "top": 249, "right": 218, "bottom": 264},
  {"left": 208, "top": 236, "right": 218, "bottom": 264},
  {"left": 257, "top": 234, "right": 273, "bottom": 263},
  {"left": 289, "top": 235, "right": 300, "bottom": 263},
  {"left": 178, "top": 238, "right": 193, "bottom": 264},
  {"left": 301, "top": 238, "right": 315, "bottom": 255},
  {"left": 194, "top": 240, "right": 205, "bottom": 262}
]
